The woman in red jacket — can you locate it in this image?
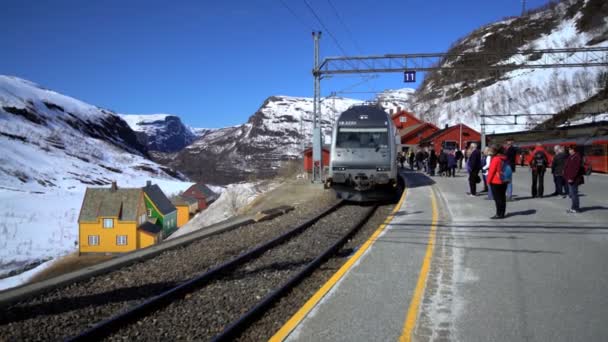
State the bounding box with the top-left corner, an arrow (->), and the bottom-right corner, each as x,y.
487,144 -> 509,219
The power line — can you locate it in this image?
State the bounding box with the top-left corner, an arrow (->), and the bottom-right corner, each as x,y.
278,0 -> 314,31
302,0 -> 353,61
326,0 -> 365,54
324,0 -> 377,92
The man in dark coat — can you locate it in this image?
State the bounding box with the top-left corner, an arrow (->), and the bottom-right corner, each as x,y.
550,145 -> 568,197
504,138 -> 517,200
563,145 -> 584,213
429,150 -> 438,176
467,143 -> 482,196
415,150 -> 424,171
455,149 -> 464,170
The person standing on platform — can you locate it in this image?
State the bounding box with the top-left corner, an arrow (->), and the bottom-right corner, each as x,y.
456,149 -> 464,171
482,146 -> 493,199
529,143 -> 549,198
467,143 -> 481,196
550,145 -> 568,197
563,145 -> 584,213
409,150 -> 415,170
447,150 -> 457,177
415,150 -> 424,171
429,150 -> 438,176
487,144 -> 508,219
504,138 -> 517,201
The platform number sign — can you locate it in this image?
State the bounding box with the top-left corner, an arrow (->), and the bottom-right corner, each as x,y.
403,70 -> 416,83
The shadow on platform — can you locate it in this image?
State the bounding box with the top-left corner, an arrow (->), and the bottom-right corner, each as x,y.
401,170 -> 436,189
505,209 -> 536,217
580,206 -> 608,212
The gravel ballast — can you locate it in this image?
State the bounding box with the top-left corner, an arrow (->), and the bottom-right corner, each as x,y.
0,193 -> 338,341
108,204 -> 378,341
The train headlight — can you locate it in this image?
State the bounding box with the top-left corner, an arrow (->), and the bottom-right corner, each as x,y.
376,173 -> 389,184
333,173 -> 346,182
333,167 -> 347,171
376,167 -> 390,171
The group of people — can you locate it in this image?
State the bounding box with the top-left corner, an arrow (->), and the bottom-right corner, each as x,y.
464,139 -> 586,219
402,138 -> 587,220
398,148 -> 464,177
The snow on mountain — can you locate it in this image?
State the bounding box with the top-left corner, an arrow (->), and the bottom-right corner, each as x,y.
120,114 -> 197,152
0,75 -> 191,282
396,0 -> 608,133
166,95 -> 363,184
376,88 -> 416,112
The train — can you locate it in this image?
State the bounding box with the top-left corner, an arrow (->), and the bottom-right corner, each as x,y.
515,135 -> 608,173
326,105 -> 402,202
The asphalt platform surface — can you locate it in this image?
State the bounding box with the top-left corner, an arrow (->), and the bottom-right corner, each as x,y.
280,168 -> 608,342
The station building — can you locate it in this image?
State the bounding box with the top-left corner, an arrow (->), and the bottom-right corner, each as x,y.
420,123 -> 481,153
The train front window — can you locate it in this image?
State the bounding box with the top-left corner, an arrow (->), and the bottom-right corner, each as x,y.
336,128 -> 388,148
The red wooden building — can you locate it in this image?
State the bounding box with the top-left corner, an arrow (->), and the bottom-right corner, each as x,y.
391,110 -> 439,148
182,183 -> 218,211
303,146 -> 331,172
420,123 -> 481,153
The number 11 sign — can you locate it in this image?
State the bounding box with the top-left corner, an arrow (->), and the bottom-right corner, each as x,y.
404,70 -> 416,83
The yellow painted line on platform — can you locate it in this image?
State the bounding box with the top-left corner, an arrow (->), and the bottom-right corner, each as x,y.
399,187 -> 438,342
269,187 -> 408,342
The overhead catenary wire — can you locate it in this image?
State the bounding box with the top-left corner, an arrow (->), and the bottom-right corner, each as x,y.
322,0 -> 378,92
278,0 -> 315,31
325,0 -> 365,56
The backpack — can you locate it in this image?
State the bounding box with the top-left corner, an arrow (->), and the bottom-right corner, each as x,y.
581,156 -> 592,176
501,159 -> 512,183
533,151 -> 547,168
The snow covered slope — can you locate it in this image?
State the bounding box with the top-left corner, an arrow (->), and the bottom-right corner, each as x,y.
398,0 -> 608,132
120,114 -> 197,152
0,75 -> 191,282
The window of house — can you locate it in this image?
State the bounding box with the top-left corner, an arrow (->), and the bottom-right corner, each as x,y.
103,218 -> 113,228
399,116 -> 406,123
139,214 -> 146,225
147,208 -> 152,217
88,235 -> 99,246
116,235 -> 128,246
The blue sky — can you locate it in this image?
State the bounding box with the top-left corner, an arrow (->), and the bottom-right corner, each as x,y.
1,0 -> 551,128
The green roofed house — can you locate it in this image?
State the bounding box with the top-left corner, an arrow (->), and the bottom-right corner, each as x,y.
143,180 -> 178,237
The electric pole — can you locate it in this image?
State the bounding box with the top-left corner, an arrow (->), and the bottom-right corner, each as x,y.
521,0 -> 527,16
312,31 -> 323,183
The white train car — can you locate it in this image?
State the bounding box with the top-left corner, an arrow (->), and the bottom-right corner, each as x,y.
326,105 -> 402,201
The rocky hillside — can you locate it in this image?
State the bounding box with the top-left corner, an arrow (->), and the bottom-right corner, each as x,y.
120,114 -> 197,152
407,0 -> 608,132
0,75 -> 185,191
164,95 -> 366,184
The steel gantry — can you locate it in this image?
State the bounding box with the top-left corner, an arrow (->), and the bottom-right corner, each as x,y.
316,47 -> 608,74
309,43 -> 608,181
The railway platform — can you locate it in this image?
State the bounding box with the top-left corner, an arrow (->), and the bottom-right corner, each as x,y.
272,169 -> 608,341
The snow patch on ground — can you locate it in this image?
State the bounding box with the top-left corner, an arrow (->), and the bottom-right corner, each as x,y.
0,258 -> 55,291
168,182 -> 277,239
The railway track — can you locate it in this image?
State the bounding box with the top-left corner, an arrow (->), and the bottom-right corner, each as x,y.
0,195 -> 392,341
0,196 -> 338,341
62,202 -> 378,341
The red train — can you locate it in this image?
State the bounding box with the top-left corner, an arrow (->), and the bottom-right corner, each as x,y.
514,136 -> 608,173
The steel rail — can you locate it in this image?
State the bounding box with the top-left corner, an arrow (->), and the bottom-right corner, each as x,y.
211,204 -> 379,342
66,200 -> 344,342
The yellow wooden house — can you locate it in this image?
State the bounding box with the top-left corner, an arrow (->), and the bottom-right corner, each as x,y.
172,196 -> 198,228
78,182 -> 162,254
